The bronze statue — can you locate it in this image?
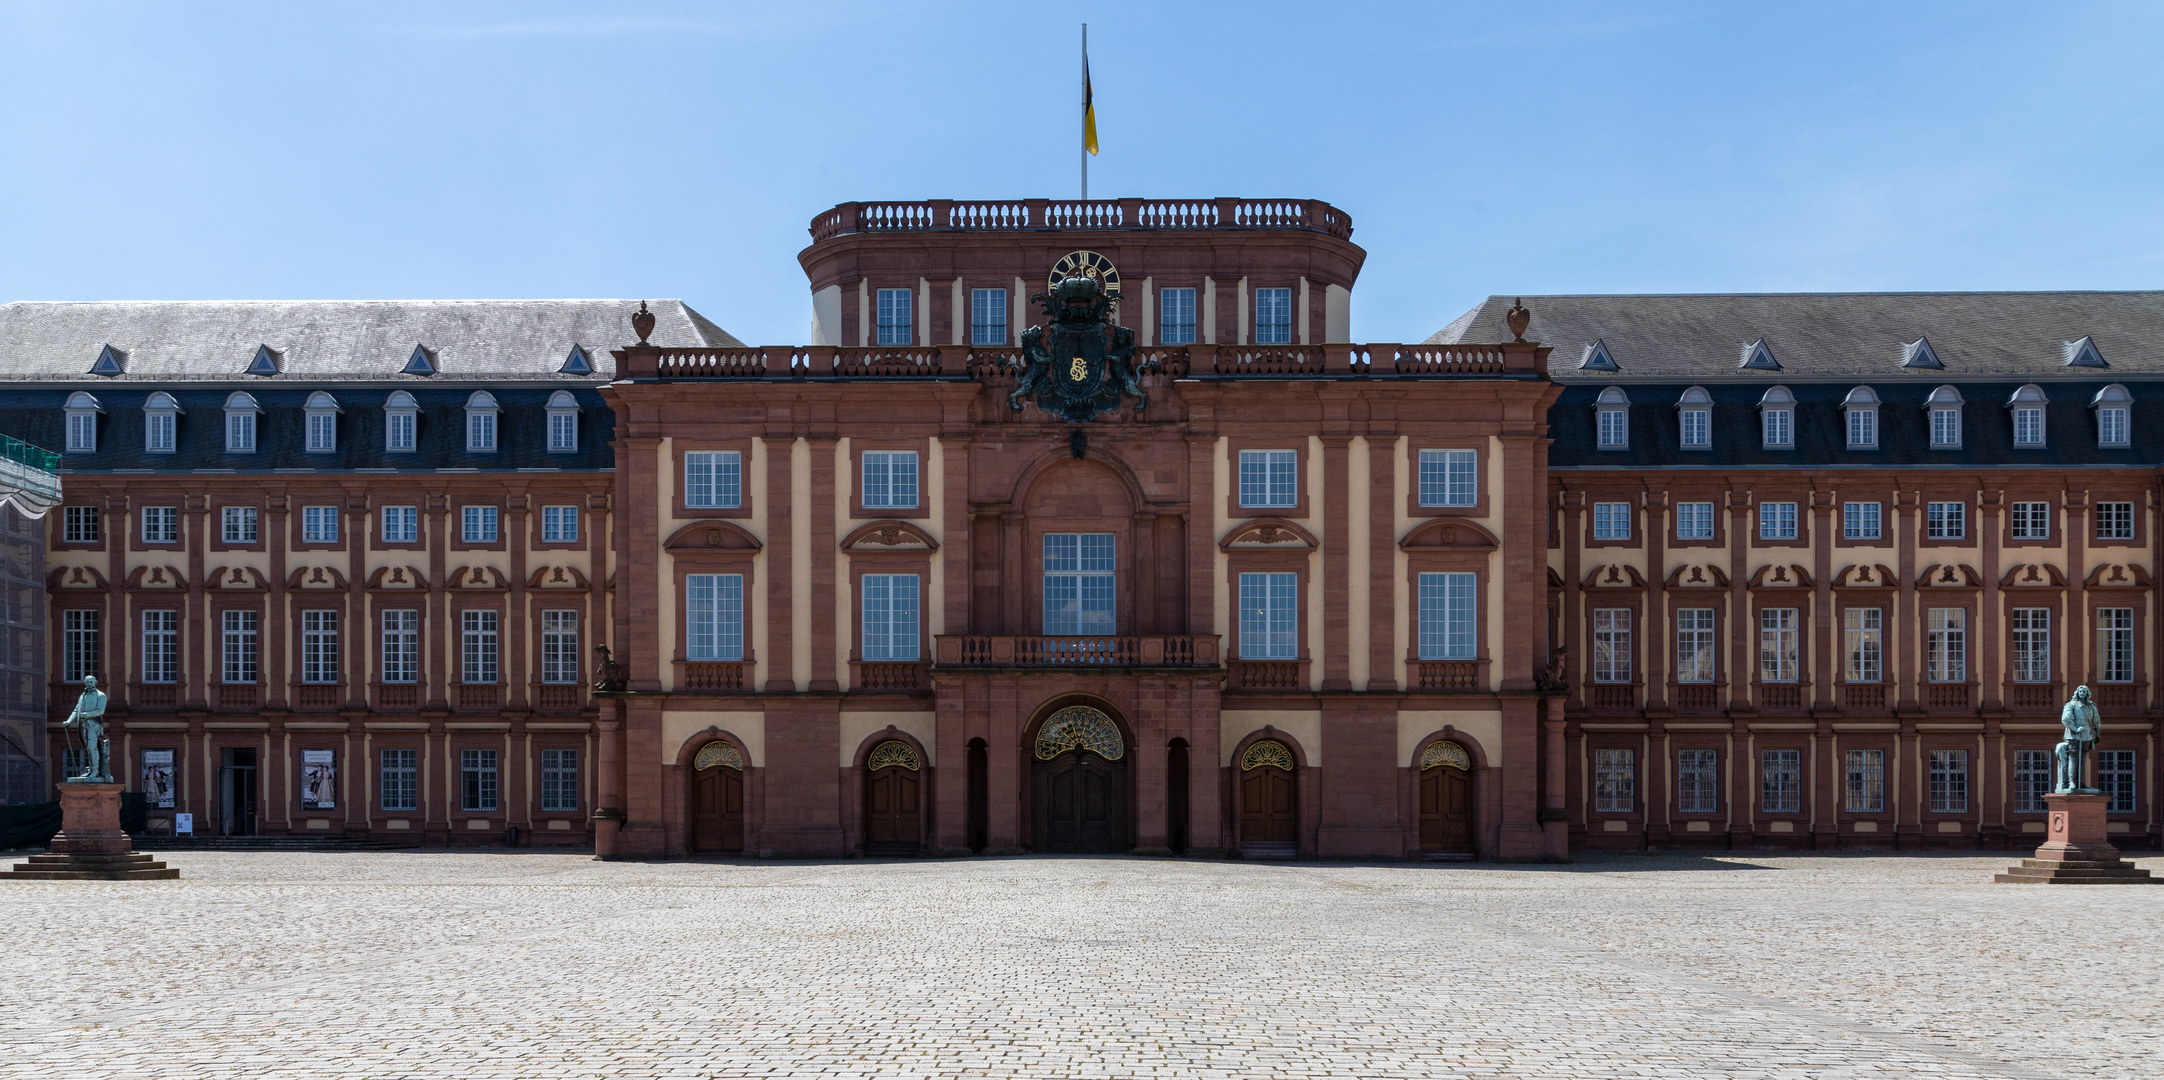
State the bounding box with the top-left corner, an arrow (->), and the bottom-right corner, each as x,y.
60,676 -> 110,782
592,645 -> 628,692
1010,275 -> 1149,423
2054,684 -> 2102,794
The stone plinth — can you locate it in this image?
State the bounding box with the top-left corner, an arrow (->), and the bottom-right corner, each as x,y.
1997,793 -> 2157,885
4,780 -> 179,881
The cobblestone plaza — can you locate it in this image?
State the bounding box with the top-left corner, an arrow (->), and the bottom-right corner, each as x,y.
4,852 -> 2160,1078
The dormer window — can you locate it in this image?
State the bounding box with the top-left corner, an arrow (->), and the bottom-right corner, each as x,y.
1594,387 -> 1630,449
90,344 -> 127,377
1739,339 -> 1780,371
560,346 -> 594,376
1842,386 -> 1880,449
2008,384 -> 2048,447
1902,338 -> 1943,369
63,392 -> 102,453
1579,340 -> 1618,372
2062,336 -> 2107,368
2092,384 -> 2132,448
223,392 -> 261,452
1758,386 -> 1795,449
1675,386 -> 1712,449
546,390 -> 578,452
246,345 -> 282,377
464,391 -> 499,453
1926,385 -> 1963,448
403,344 -> 437,376
304,391 -> 342,453
384,391 -> 418,453
143,392 -> 182,453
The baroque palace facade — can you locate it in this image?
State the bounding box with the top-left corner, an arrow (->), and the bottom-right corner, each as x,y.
7,197 -> 2158,857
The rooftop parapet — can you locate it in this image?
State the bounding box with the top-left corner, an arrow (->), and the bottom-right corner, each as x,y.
808,198 -> 1354,242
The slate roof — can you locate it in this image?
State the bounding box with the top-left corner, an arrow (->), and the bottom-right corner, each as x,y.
1429,292 -> 2164,381
0,299 -> 740,383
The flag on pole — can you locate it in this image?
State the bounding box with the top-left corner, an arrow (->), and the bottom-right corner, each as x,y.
1083,48 -> 1099,156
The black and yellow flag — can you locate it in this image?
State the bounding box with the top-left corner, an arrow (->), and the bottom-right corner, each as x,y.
1083,50 -> 1099,156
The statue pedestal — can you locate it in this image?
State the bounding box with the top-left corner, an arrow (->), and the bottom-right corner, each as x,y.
4,780 -> 179,881
1996,793 -> 2156,885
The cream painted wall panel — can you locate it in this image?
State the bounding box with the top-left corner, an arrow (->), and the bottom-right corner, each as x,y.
1397,710 -> 1504,768
1349,435 -> 1371,689
750,437 -> 769,692
1237,277 -> 1250,346
1221,709 -> 1323,766
792,438 -> 812,692
1393,437 -> 1410,690
1297,277 -> 1311,345
1202,277 -> 1216,345
658,436 -> 677,691
1212,439 -> 1230,640
839,710 -> 938,767
950,278 -> 965,346
812,285 -> 842,347
1139,277 -> 1154,345
1305,434 -> 1326,691
1485,435 -> 1505,690
835,438 -> 853,689
661,710 -> 765,768
1324,284 -> 1351,343
857,280 -> 870,348
927,435 -> 945,637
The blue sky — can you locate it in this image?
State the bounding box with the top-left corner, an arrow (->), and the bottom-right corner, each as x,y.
3,1 -> 2160,345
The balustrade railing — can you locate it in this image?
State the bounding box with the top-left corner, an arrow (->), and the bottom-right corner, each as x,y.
1844,684 -> 1886,709
1675,684 -> 1721,711
852,661 -> 930,691
1927,683 -> 1972,709
536,684 -> 585,711
458,684 -> 501,710
2006,683 -> 2060,711
1590,684 -> 1636,709
1213,348 -> 1324,376
216,683 -> 258,709
133,683 -> 178,710
643,342 -> 1538,381
806,198 -> 1352,241
376,683 -> 419,709
2092,683 -> 2141,711
935,635 -> 1220,668
295,684 -> 342,710
679,660 -> 753,691
1229,659 -> 1305,690
1414,661 -> 1483,691
1759,684 -> 1804,710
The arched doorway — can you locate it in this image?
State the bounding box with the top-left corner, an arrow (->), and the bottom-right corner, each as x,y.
689,740 -> 747,853
1030,704 -> 1128,853
1418,739 -> 1476,855
1238,739 -> 1298,857
863,740 -> 924,855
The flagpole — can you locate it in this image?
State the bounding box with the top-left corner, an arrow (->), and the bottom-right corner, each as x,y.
1081,23 -> 1088,201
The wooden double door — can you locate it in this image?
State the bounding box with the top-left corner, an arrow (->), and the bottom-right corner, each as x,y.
691,766 -> 745,853
1418,766 -> 1476,853
1238,765 -> 1298,846
864,765 -> 923,854
1031,751 -> 1126,853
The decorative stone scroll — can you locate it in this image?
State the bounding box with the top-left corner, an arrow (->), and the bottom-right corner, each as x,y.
693,741 -> 744,772
866,740 -> 921,772
1239,740 -> 1295,772
1033,705 -> 1125,761
1420,740 -> 1472,771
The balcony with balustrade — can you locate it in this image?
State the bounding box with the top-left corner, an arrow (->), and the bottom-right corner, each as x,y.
808,198 -> 1356,242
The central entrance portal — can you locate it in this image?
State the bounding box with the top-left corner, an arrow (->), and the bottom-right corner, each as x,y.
1029,704 -> 1128,853
690,740 -> 747,853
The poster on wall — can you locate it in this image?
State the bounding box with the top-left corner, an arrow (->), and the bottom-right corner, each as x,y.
301,749 -> 337,810
141,749 -> 176,809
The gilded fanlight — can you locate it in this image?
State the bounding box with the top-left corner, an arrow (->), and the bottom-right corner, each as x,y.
693,741 -> 744,771
1033,705 -> 1125,761
1420,740 -> 1472,771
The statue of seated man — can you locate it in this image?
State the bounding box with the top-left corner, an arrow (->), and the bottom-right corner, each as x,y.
2054,684 -> 2101,795
61,675 -> 111,783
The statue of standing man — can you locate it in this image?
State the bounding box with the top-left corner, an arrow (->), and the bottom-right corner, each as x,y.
2054,684 -> 2101,795
60,675 -> 110,783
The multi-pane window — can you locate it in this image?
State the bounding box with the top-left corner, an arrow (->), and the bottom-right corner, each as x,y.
1159,287 -> 1196,345
1675,608 -> 1715,683
1679,407 -> 1710,449
875,288 -> 913,346
969,288 -> 1007,345
686,574 -> 745,660
141,506 -> 177,544
1761,749 -> 1802,813
462,506 -> 499,543
221,609 -> 258,684
306,411 -> 336,452
2011,608 -> 2050,683
542,506 -> 578,543
1759,608 -> 1799,683
66,410 -> 96,452
1927,608 -> 1966,683
2011,501 -> 2051,540
1761,406 -> 1793,448
1417,449 -> 1477,508
2096,502 -> 2135,541
548,410 -> 577,452
1592,609 -> 1631,683
1042,533 -> 1115,636
541,610 -> 579,684
460,748 -> 499,812
684,451 -> 742,509
2098,750 -> 2136,813
381,610 -> 419,684
386,410 -> 416,452
540,749 -> 578,812
1846,407 -> 1877,449
145,411 -> 174,452
62,610 -> 98,682
1677,749 -> 1718,813
1597,408 -> 1628,449
226,411 -> 256,452
1239,572 -> 1300,660
222,506 -> 259,544
1593,748 -> 1635,813
379,748 -> 418,812
302,506 -> 339,544
1927,501 -> 1965,540
2098,608 -> 2135,683
2013,406 -> 2046,446
1592,502 -> 1631,541
1843,608 -> 1883,683
1842,501 -> 1881,540
1759,501 -> 1798,540
1928,749 -> 1969,813
62,506 -> 98,544
1930,407 -> 1961,448
2014,750 -> 2053,812
861,574 -> 922,662
862,451 -> 920,510
1674,502 -> 1714,541
382,505 -> 418,544
461,610 -> 499,684
1253,287 -> 1292,344
141,610 -> 178,684
1238,450 -> 1299,508
1844,748 -> 1885,812
1416,572 -> 1476,660
466,409 -> 497,452
2098,404 -> 2130,447
301,610 -> 339,684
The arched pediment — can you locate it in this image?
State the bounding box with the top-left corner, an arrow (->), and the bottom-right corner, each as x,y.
840,519 -> 940,552
1833,563 -> 1898,588
285,564 -> 351,590
1746,563 -> 1813,588
1219,517 -> 1319,552
1918,563 -> 1983,587
1663,563 -> 1730,588
49,565 -> 109,590
206,566 -> 269,591
2085,563 -> 2153,588
1007,450 -> 1145,518
447,565 -> 510,590
366,564 -> 428,589
2001,562 -> 2067,588
664,520 -> 763,553
125,565 -> 186,589
1583,562 -> 1647,589
526,564 -> 592,589
1399,519 -> 1500,551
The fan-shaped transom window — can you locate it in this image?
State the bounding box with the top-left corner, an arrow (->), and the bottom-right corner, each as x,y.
1420,740 -> 1472,771
866,740 -> 921,771
1032,705 -> 1125,761
693,740 -> 744,771
1240,739 -> 1295,772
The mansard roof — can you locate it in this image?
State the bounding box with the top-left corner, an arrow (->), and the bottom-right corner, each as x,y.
1429,292 -> 2164,380
0,299 -> 741,383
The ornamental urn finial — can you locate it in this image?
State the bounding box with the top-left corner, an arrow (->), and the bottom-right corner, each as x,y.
631,301 -> 656,345
1506,298 -> 1531,343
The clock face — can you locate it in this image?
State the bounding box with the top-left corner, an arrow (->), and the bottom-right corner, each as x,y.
1049,250 -> 1121,309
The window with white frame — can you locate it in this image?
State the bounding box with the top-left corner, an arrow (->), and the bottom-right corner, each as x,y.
686,573 -> 745,660
1842,501 -> 1881,540
2009,384 -> 2048,447
1593,748 -> 1635,813
1592,502 -> 1631,541
1676,387 -> 1712,448
1238,450 -> 1298,509
862,450 -> 919,510
1759,387 -> 1795,448
1843,386 -> 1879,448
1254,287 -> 1291,344
141,610 -> 177,684
541,610 -> 579,684
1675,608 -> 1715,683
2015,750 -> 2053,812
379,748 -> 418,812
140,506 -> 177,544
1674,501 -> 1714,541
1844,748 -> 1885,812
301,610 -> 338,684
381,610 -> 419,683
62,506 -> 98,544
861,574 -> 922,661
875,288 -> 913,346
1240,572 -> 1300,660
304,391 -> 340,452
2011,501 -> 2051,540
1592,608 -> 1631,683
221,609 -> 257,684
1927,608 -> 1966,683
1043,533 -> 1115,636
1416,572 -> 1476,661
2011,608 -> 2050,683
1159,288 -> 1196,345
64,392 -> 100,452
1677,748 -> 1718,812
684,451 -> 742,509
546,390 -> 578,452
970,288 -> 1007,345
461,609 -> 499,684
464,391 -> 499,452
1758,501 -> 1798,540
381,505 -> 418,544
221,506 -> 258,544
1417,449 -> 1477,508
1761,748 -> 1801,812
2099,750 -> 2136,813
2096,501 -> 2134,541
1927,501 -> 1965,540
1843,607 -> 1882,683
2093,384 -> 2131,448
223,392 -> 258,452
143,392 -> 180,453
540,748 -> 578,812
1595,387 -> 1630,448
2098,608 -> 2134,683
384,391 -> 418,452
1759,608 -> 1799,683
542,505 -> 578,543
62,610 -> 98,682
1929,749 -> 1968,813
461,506 -> 498,543
1926,385 -> 1962,448
302,506 -> 339,544
460,748 -> 499,812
